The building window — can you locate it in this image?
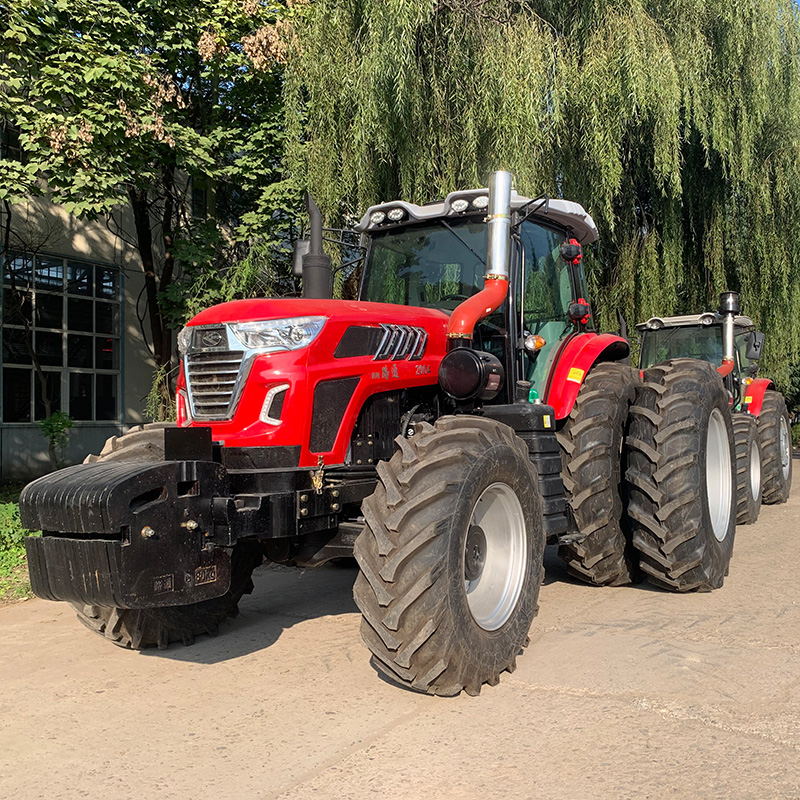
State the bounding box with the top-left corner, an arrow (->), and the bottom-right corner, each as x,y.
191,179 -> 208,219
1,253 -> 121,423
0,120 -> 23,162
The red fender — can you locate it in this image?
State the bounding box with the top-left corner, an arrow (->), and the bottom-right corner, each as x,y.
544,332 -> 630,420
741,377 -> 775,417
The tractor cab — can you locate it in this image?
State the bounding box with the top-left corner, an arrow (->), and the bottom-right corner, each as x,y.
637,311 -> 765,409
356,189 -> 604,408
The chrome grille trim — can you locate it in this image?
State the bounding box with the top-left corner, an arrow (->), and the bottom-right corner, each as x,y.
373,324 -> 428,362
185,348 -> 245,420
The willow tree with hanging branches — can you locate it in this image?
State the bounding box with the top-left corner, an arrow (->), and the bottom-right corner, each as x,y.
282,0 -> 800,386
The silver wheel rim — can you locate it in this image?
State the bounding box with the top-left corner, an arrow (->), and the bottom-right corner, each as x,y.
706,408 -> 733,542
463,482 -> 527,631
779,416 -> 791,480
749,437 -> 761,502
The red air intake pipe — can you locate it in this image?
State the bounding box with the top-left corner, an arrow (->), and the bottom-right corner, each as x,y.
446,171 -> 512,346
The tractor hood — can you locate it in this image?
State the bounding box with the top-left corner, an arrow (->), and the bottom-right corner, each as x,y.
178,297 -> 449,464
188,297 -> 449,328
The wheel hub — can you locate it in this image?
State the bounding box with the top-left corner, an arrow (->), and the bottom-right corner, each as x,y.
463,482 -> 528,631
780,417 -> 791,479
464,526 -> 487,582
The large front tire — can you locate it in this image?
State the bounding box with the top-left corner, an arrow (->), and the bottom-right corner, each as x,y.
74,424 -> 262,649
353,417 -> 545,696
626,360 -> 736,592
557,362 -> 638,585
758,390 -> 792,504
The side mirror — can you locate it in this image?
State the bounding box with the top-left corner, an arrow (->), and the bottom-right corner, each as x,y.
292,239 -> 311,278
745,331 -> 764,361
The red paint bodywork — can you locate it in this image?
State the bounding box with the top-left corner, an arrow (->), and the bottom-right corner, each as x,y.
182,298 -> 448,467
741,377 -> 774,417
543,332 -> 630,420
717,360 -> 735,377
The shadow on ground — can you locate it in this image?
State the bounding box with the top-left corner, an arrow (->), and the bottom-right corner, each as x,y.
141,561 -> 360,665
143,542 -> 662,666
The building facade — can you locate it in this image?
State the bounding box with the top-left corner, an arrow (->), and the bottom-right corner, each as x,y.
1,195 -> 155,480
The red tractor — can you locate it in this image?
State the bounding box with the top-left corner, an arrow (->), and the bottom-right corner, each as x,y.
637,301 -> 793,525
20,172 -> 736,696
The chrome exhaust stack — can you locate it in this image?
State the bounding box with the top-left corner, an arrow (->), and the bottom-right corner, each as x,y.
719,291 -> 740,364
485,170 -> 513,279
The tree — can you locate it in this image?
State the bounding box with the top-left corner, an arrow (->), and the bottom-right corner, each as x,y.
0,0 -> 295,417
284,0 -> 800,386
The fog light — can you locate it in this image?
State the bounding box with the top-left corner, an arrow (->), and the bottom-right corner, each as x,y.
261,383 -> 290,425
472,195 -> 489,209
451,198 -> 469,213
369,211 -> 386,225
387,207 -> 405,221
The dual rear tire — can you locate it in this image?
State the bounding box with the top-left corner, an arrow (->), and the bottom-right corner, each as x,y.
557,362 -> 639,585
626,360 -> 736,591
758,390 -> 793,504
733,414 -> 762,525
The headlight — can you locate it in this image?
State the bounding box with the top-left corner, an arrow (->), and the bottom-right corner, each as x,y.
177,326 -> 192,355
231,316 -> 326,352
369,211 -> 386,225
451,198 -> 469,213
472,195 -> 489,209
387,207 -> 405,221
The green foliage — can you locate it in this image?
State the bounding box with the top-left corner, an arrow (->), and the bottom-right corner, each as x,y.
792,423 -> 800,449
145,363 -> 176,423
285,0 -> 800,385
0,484 -> 39,600
0,490 -> 39,580
39,411 -> 74,452
1,1 -> 299,414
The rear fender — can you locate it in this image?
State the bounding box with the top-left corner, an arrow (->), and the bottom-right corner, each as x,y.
544,332 -> 630,420
742,377 -> 775,417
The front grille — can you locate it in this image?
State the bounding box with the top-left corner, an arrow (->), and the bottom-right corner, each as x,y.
186,350 -> 245,420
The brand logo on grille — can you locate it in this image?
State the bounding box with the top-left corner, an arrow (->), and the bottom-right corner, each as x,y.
200,329 -> 224,348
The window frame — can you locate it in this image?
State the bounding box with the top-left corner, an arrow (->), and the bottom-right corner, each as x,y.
1,251 -> 124,425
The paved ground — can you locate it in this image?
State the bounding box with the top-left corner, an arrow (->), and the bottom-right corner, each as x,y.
2,466 -> 799,800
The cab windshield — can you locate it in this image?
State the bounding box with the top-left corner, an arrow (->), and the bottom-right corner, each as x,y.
362,219 -> 487,311
640,326 -> 723,368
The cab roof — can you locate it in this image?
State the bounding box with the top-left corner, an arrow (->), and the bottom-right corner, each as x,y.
636,312 -> 755,332
356,188 -> 599,244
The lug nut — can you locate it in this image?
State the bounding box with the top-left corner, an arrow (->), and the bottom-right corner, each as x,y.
300,494 -> 308,503
182,519 -> 199,531
331,503 -> 340,511
331,490 -> 340,498
300,508 -> 308,517
141,526 -> 155,539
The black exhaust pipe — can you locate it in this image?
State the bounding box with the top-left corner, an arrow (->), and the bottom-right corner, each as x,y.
302,192 -> 332,299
